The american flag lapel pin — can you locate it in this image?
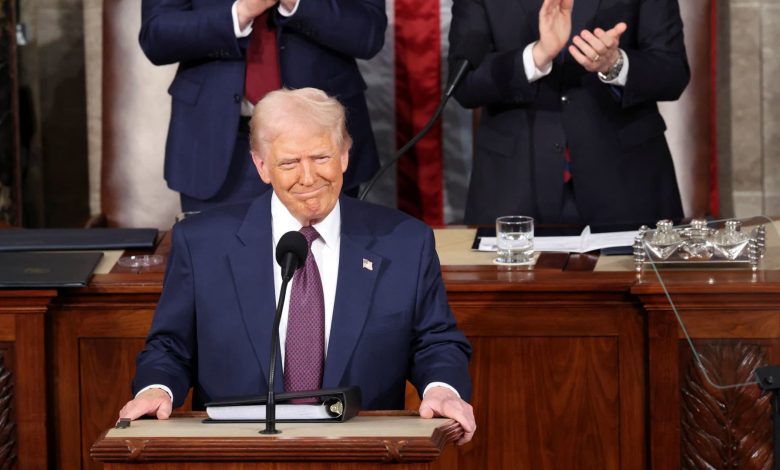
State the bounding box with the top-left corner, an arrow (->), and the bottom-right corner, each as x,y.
362,258 -> 373,271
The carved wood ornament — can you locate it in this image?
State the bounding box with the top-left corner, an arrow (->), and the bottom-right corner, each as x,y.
0,352 -> 16,468
681,342 -> 772,469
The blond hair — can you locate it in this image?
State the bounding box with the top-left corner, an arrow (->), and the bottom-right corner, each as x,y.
250,88 -> 353,159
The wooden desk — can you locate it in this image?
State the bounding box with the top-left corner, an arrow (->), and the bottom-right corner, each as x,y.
2,229 -> 779,469
90,412 -> 460,469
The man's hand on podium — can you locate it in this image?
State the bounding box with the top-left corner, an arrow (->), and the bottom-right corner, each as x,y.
419,386 -> 476,445
118,388 -> 173,421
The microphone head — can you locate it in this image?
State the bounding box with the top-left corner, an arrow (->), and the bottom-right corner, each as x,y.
451,32 -> 490,69
275,231 -> 308,273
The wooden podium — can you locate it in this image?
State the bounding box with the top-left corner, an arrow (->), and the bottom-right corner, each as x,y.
90,412 -> 461,469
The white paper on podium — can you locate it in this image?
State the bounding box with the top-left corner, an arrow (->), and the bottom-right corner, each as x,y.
478,226 -> 638,253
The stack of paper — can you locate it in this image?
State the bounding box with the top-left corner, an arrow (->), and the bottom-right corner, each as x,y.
478,226 -> 638,253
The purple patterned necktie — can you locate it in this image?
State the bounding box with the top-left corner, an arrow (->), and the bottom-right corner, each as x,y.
284,226 -> 325,396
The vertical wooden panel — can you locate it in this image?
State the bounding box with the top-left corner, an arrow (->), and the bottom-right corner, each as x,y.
80,338 -> 145,470
0,345 -> 17,467
14,314 -> 46,469
648,306 -> 682,469
51,309 -> 83,468
51,305 -> 158,470
460,337 -> 620,470
619,304 -> 647,470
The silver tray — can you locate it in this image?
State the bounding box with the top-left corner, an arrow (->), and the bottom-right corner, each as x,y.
633,220 -> 766,272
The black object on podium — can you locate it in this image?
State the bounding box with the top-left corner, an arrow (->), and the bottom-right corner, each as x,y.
203,386 -> 362,423
0,228 -> 158,252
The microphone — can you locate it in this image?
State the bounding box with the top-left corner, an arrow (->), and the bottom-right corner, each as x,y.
261,231 -> 308,434
358,32 -> 489,201
276,231 -> 308,282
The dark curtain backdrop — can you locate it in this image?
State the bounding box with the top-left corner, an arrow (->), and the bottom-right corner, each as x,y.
0,0 -> 21,226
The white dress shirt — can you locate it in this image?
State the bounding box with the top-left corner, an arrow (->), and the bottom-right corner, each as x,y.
270,193 -> 340,364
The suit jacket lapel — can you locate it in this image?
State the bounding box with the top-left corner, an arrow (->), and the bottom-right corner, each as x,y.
322,200 -> 384,388
227,192 -> 284,392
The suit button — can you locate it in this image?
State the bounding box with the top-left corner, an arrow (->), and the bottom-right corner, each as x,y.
561,95 -> 568,103
553,143 -> 564,152
233,94 -> 241,103
280,45 -> 286,51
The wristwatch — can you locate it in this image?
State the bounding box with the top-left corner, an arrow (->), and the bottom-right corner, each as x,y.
598,51 -> 624,82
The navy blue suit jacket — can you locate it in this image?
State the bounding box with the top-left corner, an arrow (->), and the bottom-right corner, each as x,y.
139,0 -> 386,198
132,192 -> 472,410
450,0 -> 689,225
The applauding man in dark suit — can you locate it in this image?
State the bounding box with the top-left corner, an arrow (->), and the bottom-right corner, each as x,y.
119,88 -> 476,445
140,0 -> 386,211
449,0 -> 689,226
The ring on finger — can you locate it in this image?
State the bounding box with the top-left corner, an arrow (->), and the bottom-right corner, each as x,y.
591,54 -> 600,62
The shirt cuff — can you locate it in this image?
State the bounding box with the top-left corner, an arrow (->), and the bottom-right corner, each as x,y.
599,49 -> 629,86
232,1 -> 253,38
278,0 -> 300,17
523,42 -> 553,83
423,382 -> 460,399
136,384 -> 174,402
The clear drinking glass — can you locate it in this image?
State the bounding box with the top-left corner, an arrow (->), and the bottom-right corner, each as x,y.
495,216 -> 534,264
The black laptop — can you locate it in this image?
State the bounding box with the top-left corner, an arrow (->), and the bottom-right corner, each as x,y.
0,252 -> 104,288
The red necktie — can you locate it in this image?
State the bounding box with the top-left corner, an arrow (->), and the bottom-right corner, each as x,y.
244,12 -> 281,104
284,226 -> 325,399
563,146 -> 573,183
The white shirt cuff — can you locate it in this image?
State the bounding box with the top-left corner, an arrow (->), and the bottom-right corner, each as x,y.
599,49 -> 629,86
232,1 -> 253,38
423,382 -> 461,399
232,1 -> 299,37
136,384 -> 173,402
523,42 -> 553,83
278,0 -> 300,17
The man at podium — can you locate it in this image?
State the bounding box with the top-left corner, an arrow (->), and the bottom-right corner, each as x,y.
118,88 -> 476,444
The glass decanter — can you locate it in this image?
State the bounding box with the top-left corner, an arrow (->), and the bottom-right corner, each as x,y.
711,219 -> 750,260
680,218 -> 714,260
645,219 -> 683,260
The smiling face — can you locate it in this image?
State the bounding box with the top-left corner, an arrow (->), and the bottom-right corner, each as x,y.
253,124 -> 348,226
249,88 -> 352,225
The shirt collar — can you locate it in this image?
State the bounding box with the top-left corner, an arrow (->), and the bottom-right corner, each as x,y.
270,192 -> 341,249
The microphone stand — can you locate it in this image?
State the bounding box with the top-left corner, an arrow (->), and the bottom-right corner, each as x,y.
357,59 -> 471,202
261,265 -> 296,434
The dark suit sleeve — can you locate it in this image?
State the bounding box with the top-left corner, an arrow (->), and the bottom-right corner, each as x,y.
277,0 -> 387,60
449,0 -> 538,109
132,225 -> 197,407
409,229 -> 473,401
139,0 -> 243,66
621,0 -> 690,107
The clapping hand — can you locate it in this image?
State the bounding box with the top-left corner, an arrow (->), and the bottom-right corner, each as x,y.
568,23 -> 628,74
533,0 -> 573,70
235,0 -> 280,30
